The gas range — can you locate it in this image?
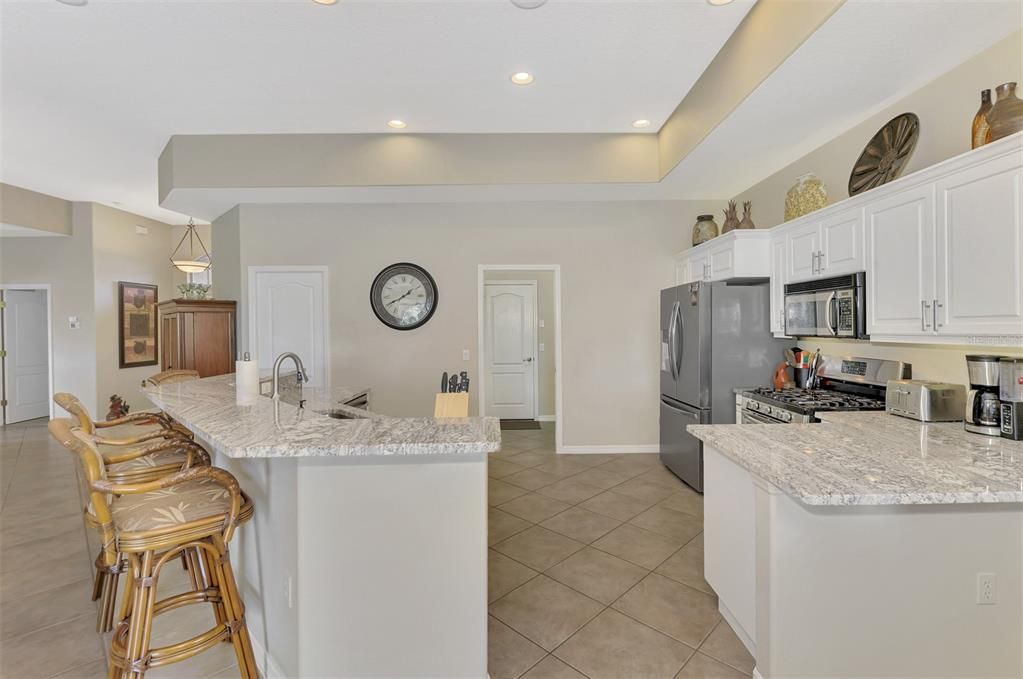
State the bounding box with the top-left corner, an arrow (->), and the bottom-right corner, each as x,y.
740,356 -> 910,424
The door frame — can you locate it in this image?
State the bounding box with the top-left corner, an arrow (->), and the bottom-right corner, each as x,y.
0,284 -> 55,422
482,280 -> 539,421
476,264 -> 563,452
247,265 -> 331,386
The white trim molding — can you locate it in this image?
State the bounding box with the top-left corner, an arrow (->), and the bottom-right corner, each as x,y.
536,415 -> 556,422
477,264 -> 563,453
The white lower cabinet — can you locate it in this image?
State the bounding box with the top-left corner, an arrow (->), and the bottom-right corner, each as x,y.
865,184 -> 936,337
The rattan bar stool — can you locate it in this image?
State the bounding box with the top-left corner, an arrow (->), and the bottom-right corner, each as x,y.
143,369 -> 201,387
54,392 -> 212,632
49,419 -> 257,679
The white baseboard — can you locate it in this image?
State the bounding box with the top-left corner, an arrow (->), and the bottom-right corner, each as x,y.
557,444 -> 660,454
536,415 -> 556,422
250,634 -> 286,679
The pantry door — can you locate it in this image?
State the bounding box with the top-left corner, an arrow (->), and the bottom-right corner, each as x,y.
249,267 -> 329,387
483,282 -> 537,420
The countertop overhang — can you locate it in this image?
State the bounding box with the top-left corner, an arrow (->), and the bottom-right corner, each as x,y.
143,374 -> 501,460
689,412 -> 1023,506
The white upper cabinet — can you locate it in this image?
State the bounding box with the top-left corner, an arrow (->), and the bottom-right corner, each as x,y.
820,208 -> 864,276
865,184 -> 936,337
933,152 -> 1023,336
770,233 -> 788,335
673,231 -> 771,285
785,220 -> 820,282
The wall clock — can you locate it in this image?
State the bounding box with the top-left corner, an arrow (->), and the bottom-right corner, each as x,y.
370,263 -> 438,331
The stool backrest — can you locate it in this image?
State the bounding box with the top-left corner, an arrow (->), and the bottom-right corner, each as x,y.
144,369 -> 200,386
53,392 -> 97,435
47,418 -> 116,566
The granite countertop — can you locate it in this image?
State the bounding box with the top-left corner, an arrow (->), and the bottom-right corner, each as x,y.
143,374 -> 501,460
689,412 -> 1023,506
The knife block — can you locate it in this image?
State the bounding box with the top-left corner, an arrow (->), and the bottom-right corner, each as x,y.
434,392 -> 469,418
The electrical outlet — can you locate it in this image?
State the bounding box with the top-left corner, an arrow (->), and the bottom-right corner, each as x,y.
977,572 -> 996,605
286,576 -> 294,609
462,349 -> 470,361
68,316 -> 80,330
538,319 -> 545,328
539,342 -> 545,352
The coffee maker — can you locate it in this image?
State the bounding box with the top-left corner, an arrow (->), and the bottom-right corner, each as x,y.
965,355 -> 1005,436
999,357 -> 1023,440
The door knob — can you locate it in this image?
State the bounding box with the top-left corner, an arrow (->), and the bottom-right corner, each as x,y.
524,357 -> 533,362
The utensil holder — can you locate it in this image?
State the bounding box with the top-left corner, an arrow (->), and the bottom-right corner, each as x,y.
793,368 -> 811,389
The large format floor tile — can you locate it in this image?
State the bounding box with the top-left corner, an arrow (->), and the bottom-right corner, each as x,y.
490,549 -> 539,603
489,616 -> 548,679
491,576 -> 603,651
611,573 -> 720,648
493,526 -> 585,571
591,524 -> 684,570
539,506 -> 621,544
545,547 -> 647,605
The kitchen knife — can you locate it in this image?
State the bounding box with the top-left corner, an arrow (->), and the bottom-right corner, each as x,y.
460,376 -> 470,393
441,372 -> 448,393
449,374 -> 459,393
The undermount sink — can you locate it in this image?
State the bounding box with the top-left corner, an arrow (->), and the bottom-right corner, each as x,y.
321,409 -> 361,420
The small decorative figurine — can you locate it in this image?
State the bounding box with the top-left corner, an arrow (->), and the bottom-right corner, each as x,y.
107,394 -> 130,421
738,201 -> 755,230
721,200 -> 740,234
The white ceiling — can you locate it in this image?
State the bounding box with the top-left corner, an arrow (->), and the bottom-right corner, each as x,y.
0,0 -> 753,223
1,0 -> 1021,224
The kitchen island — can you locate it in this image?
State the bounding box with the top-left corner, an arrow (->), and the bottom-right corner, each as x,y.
144,374 -> 501,679
689,413 -> 1023,679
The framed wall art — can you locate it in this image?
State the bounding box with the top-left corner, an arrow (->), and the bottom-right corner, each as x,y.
118,281 -> 158,368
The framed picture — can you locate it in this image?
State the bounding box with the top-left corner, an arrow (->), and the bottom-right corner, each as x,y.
118,282 -> 158,368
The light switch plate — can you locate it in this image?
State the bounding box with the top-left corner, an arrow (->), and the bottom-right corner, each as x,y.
68,316 -> 80,330
462,349 -> 470,361
539,343 -> 545,352
538,319 -> 545,328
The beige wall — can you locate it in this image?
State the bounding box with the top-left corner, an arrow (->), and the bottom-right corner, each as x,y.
732,29 -> 1023,383
232,200 -> 716,447
92,204 -> 178,413
0,183 -> 72,235
484,270 -> 557,419
734,30 -> 1023,229
0,203 -> 97,413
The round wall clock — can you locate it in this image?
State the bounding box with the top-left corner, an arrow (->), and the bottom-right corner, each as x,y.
370,263 -> 438,331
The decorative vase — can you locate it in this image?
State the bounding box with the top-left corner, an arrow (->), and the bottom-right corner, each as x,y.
986,82 -> 1023,144
177,283 -> 211,300
692,214 -> 718,246
738,201 -> 755,230
721,200 -> 739,234
972,89 -> 992,149
785,173 -> 828,221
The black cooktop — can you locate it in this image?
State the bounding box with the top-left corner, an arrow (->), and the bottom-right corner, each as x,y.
745,387 -> 885,415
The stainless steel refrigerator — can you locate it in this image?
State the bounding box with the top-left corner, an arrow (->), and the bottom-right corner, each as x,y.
660,281 -> 785,491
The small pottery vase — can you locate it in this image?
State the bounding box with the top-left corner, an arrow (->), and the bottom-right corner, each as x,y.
721,200 -> 739,234
692,214 -> 718,246
784,173 -> 828,221
972,89 -> 992,149
986,82 -> 1023,143
738,201 -> 755,230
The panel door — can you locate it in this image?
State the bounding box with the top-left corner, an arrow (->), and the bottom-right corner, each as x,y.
192,312 -> 235,377
934,153 -> 1023,337
675,258 -> 691,285
770,235 -> 787,335
484,283 -> 537,419
707,242 -> 734,281
2,290 -> 49,423
865,184 -> 936,336
785,220 -> 821,282
251,268 -> 328,387
688,253 -> 709,282
161,315 -> 179,370
820,207 -> 864,277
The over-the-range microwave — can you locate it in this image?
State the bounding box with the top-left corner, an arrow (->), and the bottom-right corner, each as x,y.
784,272 -> 867,339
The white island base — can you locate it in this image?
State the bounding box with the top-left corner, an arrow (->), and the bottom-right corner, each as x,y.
220,453 -> 488,679
704,446 -> 1022,678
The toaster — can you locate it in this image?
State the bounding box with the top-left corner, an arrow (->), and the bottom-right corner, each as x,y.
885,380 -> 966,422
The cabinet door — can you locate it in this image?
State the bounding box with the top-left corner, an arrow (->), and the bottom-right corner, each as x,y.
786,220 -> 820,282
161,315 -> 179,370
688,253 -> 709,282
865,185 -> 936,336
820,207 -> 864,276
934,153 -> 1023,337
708,242 -> 734,281
192,311 -> 235,377
675,258 -> 691,285
770,235 -> 788,334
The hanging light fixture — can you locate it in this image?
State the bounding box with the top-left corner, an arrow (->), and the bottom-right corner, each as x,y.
170,218 -> 212,273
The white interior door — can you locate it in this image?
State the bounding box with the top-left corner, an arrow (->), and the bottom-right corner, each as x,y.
249,268 -> 328,387
3,289 -> 49,423
484,283 -> 537,420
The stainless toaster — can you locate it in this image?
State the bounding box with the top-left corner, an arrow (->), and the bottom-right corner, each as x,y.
885,380 -> 966,422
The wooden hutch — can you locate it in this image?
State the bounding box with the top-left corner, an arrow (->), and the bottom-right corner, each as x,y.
157,299 -> 236,377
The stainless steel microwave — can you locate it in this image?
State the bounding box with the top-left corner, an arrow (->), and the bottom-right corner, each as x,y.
784,272 -> 867,339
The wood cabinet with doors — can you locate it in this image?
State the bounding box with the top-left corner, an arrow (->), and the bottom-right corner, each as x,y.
158,299 -> 236,377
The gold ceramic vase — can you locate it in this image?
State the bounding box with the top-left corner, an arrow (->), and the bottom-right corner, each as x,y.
986,82 -> 1023,143
692,214 -> 718,246
972,89 -> 992,149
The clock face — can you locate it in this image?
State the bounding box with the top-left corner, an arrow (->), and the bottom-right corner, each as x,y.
370,263 -> 438,330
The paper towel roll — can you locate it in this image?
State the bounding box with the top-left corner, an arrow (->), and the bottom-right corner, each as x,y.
235,359 -> 260,404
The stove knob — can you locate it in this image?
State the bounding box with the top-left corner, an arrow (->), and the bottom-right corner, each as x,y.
747,401 -> 758,411
763,405 -> 773,416
781,411 -> 792,422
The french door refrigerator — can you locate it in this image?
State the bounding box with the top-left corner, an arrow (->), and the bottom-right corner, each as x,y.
659,281 -> 785,491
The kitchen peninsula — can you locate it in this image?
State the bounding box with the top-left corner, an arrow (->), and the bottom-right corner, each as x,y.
690,413 -> 1023,679
143,374 -> 501,679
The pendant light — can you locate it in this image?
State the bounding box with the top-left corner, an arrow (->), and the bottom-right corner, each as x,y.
170,218 -> 211,273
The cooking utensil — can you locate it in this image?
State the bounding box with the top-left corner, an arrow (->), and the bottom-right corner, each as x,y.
441,372 -> 448,393
785,349 -> 797,367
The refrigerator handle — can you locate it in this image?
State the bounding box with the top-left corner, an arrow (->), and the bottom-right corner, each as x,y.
667,301 -> 679,379
674,300 -> 685,377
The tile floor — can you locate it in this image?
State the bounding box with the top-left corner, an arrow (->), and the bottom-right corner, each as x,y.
1,418 -> 754,679
0,418 -> 239,679
489,425 -> 754,679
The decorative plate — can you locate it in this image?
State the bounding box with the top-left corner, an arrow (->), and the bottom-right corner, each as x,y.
848,112 -> 920,196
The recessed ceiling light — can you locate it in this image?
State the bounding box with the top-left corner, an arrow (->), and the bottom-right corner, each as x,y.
632,119 -> 651,129
706,0 -> 734,5
387,119 -> 407,129
56,0 -> 88,5
510,72 -> 534,86
511,0 -> 547,8
312,0 -> 337,5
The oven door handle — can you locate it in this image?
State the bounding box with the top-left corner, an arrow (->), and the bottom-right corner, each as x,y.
742,409 -> 780,424
826,292 -> 838,336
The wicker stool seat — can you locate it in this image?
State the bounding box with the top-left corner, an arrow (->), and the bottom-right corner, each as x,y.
49,419 -> 257,679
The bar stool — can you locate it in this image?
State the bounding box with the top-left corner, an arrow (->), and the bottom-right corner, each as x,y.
54,392 -> 211,632
49,419 -> 257,679
143,369 -> 201,387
